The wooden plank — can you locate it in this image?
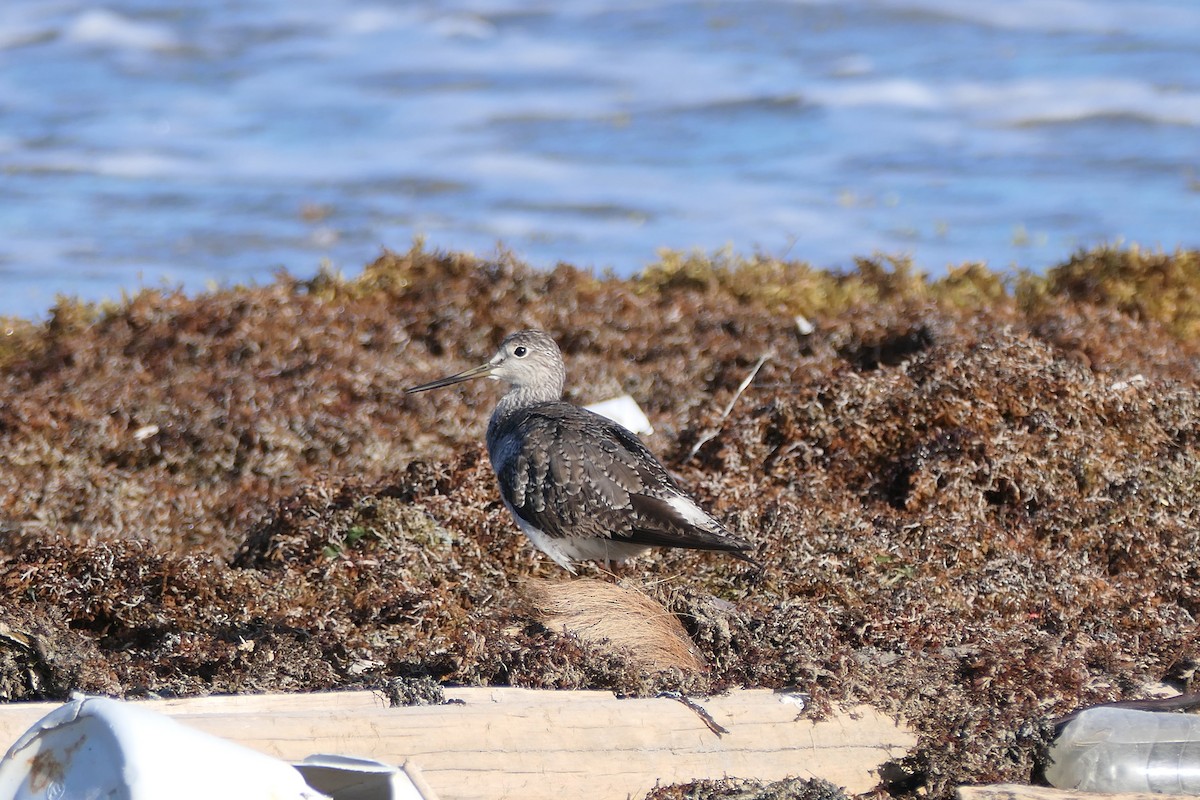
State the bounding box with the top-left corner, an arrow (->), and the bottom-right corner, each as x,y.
0,688 -> 914,799
958,784 -> 1200,800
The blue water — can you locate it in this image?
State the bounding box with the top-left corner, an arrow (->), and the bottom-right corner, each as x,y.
2,0 -> 1198,318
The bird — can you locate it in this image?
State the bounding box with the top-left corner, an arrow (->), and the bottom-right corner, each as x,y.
405,329 -> 757,573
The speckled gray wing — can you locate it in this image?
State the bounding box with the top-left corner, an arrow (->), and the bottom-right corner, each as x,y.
493,403 -> 752,554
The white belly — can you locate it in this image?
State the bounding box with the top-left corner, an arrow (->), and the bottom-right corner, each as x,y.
504,499 -> 649,573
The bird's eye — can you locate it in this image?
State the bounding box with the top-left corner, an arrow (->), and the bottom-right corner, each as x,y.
513,346 -> 528,358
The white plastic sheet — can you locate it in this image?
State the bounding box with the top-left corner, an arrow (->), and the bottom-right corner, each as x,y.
583,394 -> 653,435
0,695 -> 431,800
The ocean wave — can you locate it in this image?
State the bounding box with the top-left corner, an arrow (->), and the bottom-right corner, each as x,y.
873,0 -> 1200,37
64,8 -> 180,52
0,22 -> 51,51
810,77 -> 1200,127
6,149 -> 198,179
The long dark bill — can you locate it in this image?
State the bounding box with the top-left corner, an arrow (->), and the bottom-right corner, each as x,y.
405,362 -> 494,394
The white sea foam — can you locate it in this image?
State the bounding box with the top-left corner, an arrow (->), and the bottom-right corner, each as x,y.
830,55 -> 874,78
430,13 -> 497,40
64,9 -> 179,51
975,81 -> 1200,128
811,79 -> 942,110
9,144 -> 201,180
809,76 -> 1200,128
461,152 -> 576,183
92,151 -> 195,179
948,79 -> 1200,128
878,0 -> 1200,36
339,7 -> 418,35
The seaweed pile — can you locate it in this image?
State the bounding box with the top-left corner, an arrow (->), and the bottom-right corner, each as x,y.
1,244 -> 1198,798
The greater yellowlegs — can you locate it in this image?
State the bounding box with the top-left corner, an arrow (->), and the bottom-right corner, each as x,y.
406,330 -> 757,573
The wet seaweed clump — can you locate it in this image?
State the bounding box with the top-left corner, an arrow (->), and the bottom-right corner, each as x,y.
382,675 -> 451,707
1,242 -> 1198,798
643,777 -> 847,800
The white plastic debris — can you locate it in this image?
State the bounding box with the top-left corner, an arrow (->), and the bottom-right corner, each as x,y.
583,394 -> 653,435
0,695 -> 435,800
1045,705 -> 1200,794
295,755 -> 436,800
778,692 -> 809,713
1110,374 -> 1147,392
132,424 -> 160,441
0,694 -> 324,800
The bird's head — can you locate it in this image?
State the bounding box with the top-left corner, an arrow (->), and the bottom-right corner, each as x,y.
406,329 -> 565,401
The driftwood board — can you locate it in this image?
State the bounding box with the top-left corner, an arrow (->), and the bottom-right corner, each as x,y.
0,688 -> 915,799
